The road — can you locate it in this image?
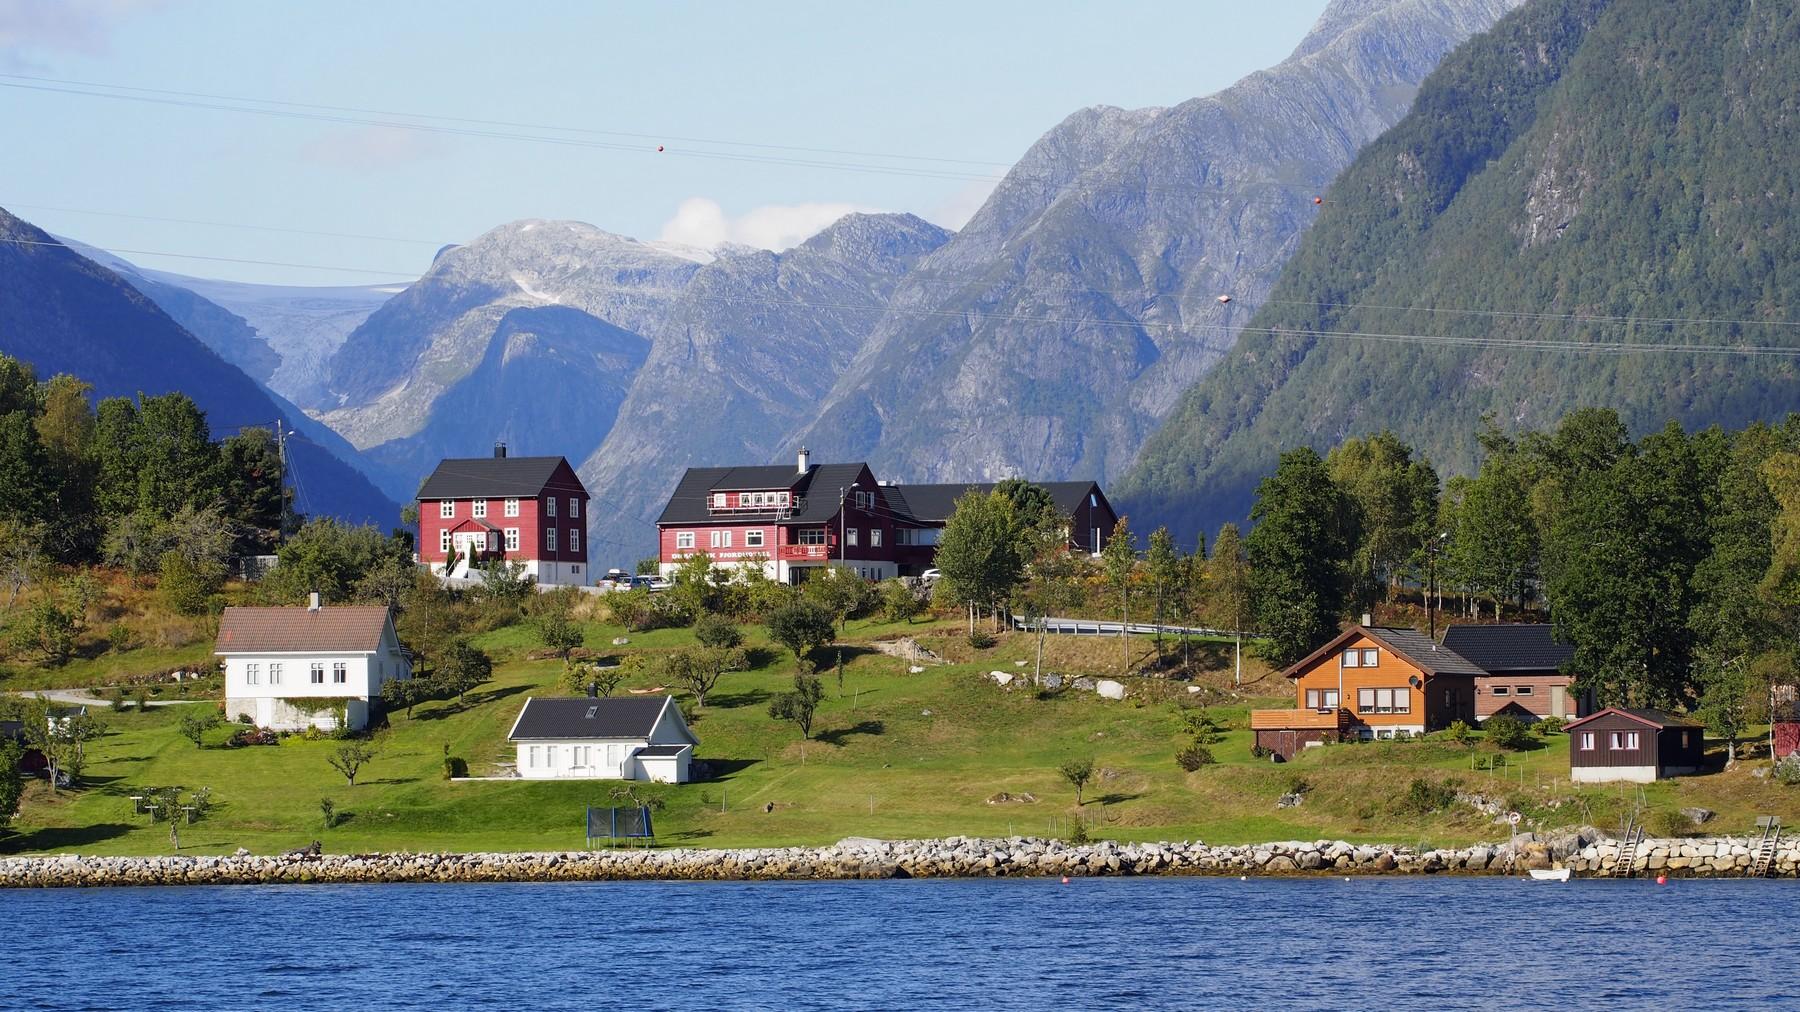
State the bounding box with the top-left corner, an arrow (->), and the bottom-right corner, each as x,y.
7,688 -> 188,708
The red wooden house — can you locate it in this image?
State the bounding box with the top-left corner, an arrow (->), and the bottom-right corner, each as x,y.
654,449 -> 1117,583
416,444 -> 591,587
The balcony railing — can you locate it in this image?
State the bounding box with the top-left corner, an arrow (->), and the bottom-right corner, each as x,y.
709,496 -> 804,517
777,544 -> 829,561
1249,707 -> 1352,731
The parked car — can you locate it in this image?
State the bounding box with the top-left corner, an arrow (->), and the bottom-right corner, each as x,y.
920,568 -> 942,583
647,576 -> 672,591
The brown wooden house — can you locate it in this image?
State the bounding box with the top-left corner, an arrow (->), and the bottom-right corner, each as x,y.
1441,623 -> 1588,723
1564,708 -> 1703,783
1251,625 -> 1483,760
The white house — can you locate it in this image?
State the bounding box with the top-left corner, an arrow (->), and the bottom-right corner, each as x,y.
215,594 -> 410,732
507,694 -> 698,783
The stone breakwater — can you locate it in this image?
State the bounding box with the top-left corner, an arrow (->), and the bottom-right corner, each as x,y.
4,834 -> 1796,888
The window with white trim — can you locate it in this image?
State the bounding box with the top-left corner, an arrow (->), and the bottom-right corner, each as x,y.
569,528 -> 580,553
710,530 -> 732,549
1491,686 -> 1510,696
310,663 -> 325,685
797,528 -> 827,546
676,531 -> 695,550
569,497 -> 580,518
1342,649 -> 1361,668
1304,688 -> 1340,709
439,501 -> 454,518
269,662 -> 281,686
472,499 -> 487,519
332,662 -> 347,684
1514,685 -> 1534,696
546,528 -> 557,552
1354,687 -> 1410,714
871,529 -> 883,547
439,529 -> 451,554
504,498 -> 519,517
853,491 -> 874,509
504,528 -> 520,551
712,493 -> 726,509
1580,731 -> 1595,751
745,529 -> 765,548
1361,648 -> 1378,666
846,528 -> 859,547
546,497 -> 556,518
245,663 -> 260,685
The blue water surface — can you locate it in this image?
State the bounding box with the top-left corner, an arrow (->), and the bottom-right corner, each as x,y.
4,876 -> 1791,1010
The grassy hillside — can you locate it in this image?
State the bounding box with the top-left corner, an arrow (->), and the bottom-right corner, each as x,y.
1118,0 -> 1800,540
7,608 -> 1794,856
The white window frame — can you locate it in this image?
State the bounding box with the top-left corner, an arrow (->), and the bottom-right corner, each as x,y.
332,662 -> 347,684
710,530 -> 732,549
546,528 -> 557,552
546,497 -> 556,518
1514,685 -> 1534,696
853,491 -> 874,510
569,528 -> 580,553
439,529 -> 451,554
504,498 -> 520,517
712,493 -> 727,509
310,663 -> 325,685
245,663 -> 260,686
797,528 -> 827,546
1580,731 -> 1595,751
504,528 -> 520,551
1492,686 -> 1510,697
1341,649 -> 1360,668
472,499 -> 487,519
1361,648 -> 1378,666
745,529 -> 765,548
846,528 -> 859,547
676,531 -> 695,550
269,662 -> 281,686
569,497 -> 580,518
439,501 -> 454,519
870,529 -> 882,548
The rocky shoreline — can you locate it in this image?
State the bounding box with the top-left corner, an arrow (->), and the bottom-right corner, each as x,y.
4,832 -> 1797,888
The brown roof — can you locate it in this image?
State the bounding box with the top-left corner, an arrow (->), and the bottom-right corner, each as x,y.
1563,707 -> 1701,731
1281,625 -> 1486,680
215,606 -> 393,654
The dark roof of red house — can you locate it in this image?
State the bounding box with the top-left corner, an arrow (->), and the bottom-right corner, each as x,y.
215,606 -> 393,654
416,455 -> 582,500
881,481 -> 1107,524
1281,625 -> 1487,680
1441,624 -> 1575,673
1564,707 -> 1701,731
656,462 -> 872,526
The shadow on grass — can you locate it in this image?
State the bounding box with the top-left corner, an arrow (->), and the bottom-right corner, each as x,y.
815,720 -> 885,747
5,822 -> 134,853
699,758 -> 761,780
1092,792 -> 1144,807
708,689 -> 773,710
360,777 -> 421,787
662,829 -> 714,844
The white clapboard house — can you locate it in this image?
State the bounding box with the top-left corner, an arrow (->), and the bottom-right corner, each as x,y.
216,594 -> 411,731
507,694 -> 697,783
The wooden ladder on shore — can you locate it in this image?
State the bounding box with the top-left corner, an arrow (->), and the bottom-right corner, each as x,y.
1750,816 -> 1781,878
1612,819 -> 1643,879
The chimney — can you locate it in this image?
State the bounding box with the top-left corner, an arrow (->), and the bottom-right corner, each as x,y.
1360,612 -> 1371,627
494,442 -> 507,459
308,591 -> 321,612
587,680 -> 599,699
797,447 -> 811,473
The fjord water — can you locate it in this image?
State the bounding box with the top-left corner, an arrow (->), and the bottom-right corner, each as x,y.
6,877 -> 1788,1009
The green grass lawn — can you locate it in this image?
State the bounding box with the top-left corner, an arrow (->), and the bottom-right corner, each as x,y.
8,615 -> 1799,856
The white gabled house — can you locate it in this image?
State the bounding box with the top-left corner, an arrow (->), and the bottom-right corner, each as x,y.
215,593 -> 411,732
507,694 -> 698,783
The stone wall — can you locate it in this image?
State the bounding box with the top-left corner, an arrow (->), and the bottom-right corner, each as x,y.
1566,836 -> 1800,877
2,834 -> 1794,888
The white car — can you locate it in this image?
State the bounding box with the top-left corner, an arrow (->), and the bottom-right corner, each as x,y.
920,568 -> 942,583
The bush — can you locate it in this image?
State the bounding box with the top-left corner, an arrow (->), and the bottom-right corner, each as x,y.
1649,809 -> 1696,838
1534,716 -> 1566,736
1397,777 -> 1456,816
1250,743 -> 1274,760
1446,719 -> 1472,745
880,579 -> 925,624
442,755 -> 468,779
693,613 -> 743,650
1484,714 -> 1532,750
967,629 -> 996,650
1175,744 -> 1216,771
1774,755 -> 1800,786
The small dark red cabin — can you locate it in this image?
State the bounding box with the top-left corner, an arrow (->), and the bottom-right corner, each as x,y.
1564,708 -> 1703,784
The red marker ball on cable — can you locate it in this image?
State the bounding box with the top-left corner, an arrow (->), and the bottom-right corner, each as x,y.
1313,196 -> 1324,205
657,145 -> 665,152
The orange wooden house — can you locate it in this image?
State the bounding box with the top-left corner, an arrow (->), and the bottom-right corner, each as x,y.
1252,625 -> 1484,760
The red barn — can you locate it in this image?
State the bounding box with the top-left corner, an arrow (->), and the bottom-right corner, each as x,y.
654,449 -> 1116,583
417,444 -> 591,587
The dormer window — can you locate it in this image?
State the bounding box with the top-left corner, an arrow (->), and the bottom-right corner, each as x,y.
712,493 -> 727,509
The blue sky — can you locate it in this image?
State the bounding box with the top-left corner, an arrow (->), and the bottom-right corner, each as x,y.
1,0 -> 1331,284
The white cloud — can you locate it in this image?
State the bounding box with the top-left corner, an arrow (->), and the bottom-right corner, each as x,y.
928,179 -> 997,231
0,0 -> 164,68
657,196 -> 875,251
301,125 -> 448,171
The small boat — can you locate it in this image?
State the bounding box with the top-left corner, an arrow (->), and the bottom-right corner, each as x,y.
1528,868 -> 1571,882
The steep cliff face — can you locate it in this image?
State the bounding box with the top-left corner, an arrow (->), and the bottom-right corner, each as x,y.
1117,0 -> 1800,542
0,208 -> 400,526
578,213 -> 951,559
783,0 -> 1526,491
318,221 -> 706,456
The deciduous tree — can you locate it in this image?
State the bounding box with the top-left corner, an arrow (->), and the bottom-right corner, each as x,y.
1246,448 -> 1353,667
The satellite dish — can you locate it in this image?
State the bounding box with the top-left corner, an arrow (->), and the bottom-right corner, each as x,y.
1409,675 -> 1422,688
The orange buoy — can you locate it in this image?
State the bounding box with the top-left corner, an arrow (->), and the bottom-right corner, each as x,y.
1656,874 -> 1668,885
1313,196 -> 1323,205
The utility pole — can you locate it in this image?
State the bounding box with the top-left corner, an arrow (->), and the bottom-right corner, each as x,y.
1427,531 -> 1448,639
